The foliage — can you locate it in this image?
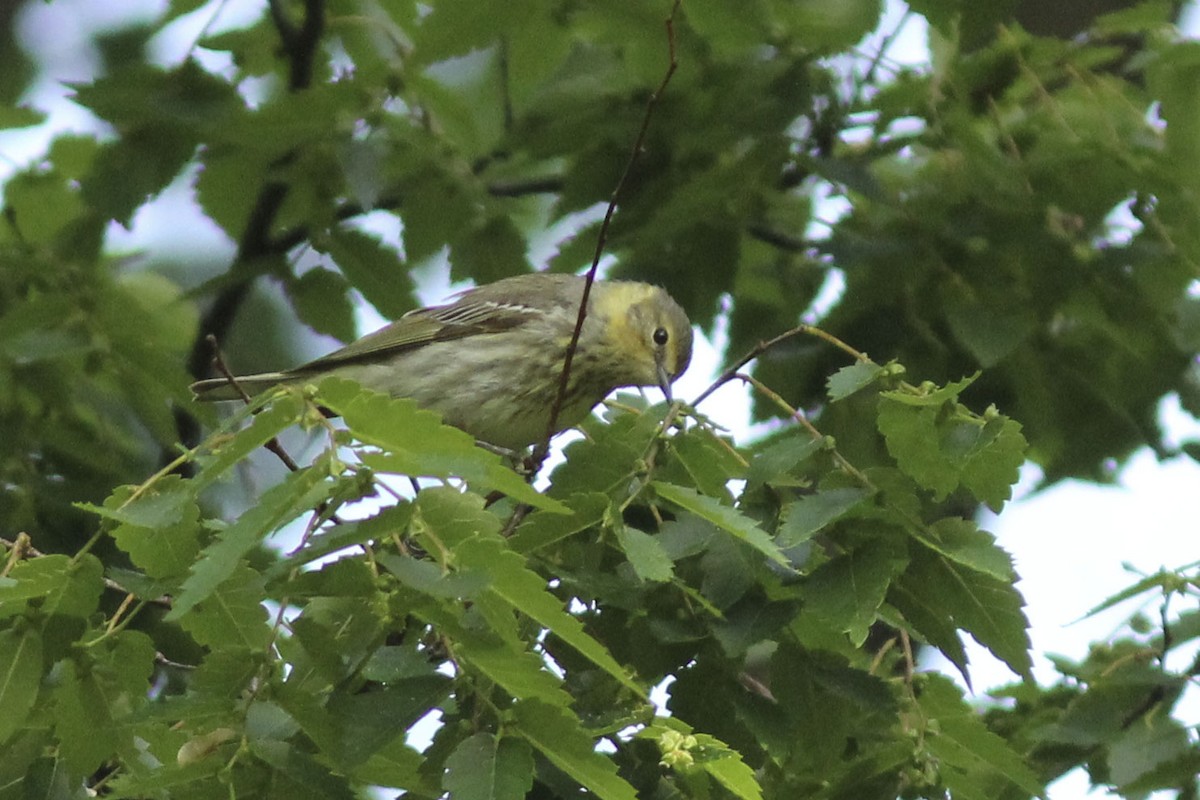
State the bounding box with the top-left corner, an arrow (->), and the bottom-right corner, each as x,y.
1,0 -> 1199,798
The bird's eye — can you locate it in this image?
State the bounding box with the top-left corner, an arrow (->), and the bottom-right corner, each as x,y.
652,327 -> 669,346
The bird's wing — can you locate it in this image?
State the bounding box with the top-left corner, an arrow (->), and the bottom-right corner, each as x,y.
286,293 -> 543,374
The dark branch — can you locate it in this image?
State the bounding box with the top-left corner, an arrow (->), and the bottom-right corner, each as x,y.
176,0 -> 327,455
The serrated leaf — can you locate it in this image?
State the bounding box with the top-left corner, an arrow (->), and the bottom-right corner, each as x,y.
826,361 -> 884,402
958,414 -> 1026,512
455,633 -> 573,707
332,678 -> 452,767
694,735 -> 764,800
876,400 -> 959,498
509,492 -> 607,553
458,537 -> 642,696
652,482 -> 788,567
804,539 -> 909,646
450,216 -> 530,285
919,674 -> 1044,798
511,700 -> 638,800
1109,717 -> 1192,791
444,732 -> 535,800
744,432 -> 823,488
96,480 -> 201,580
324,228 -> 415,319
908,518 -> 1014,582
776,486 -> 873,547
878,373 -> 979,407
0,627 -> 42,744
378,552 -> 491,599
170,460 -> 334,620
665,426 -> 746,501
0,555 -> 75,615
615,526 -> 674,583
1080,568 -> 1178,619
249,739 -> 357,799
286,267 -> 358,343
906,544 -> 1032,681
192,394 -> 304,492
887,576 -> 971,686
319,378 -> 566,512
177,565 -> 272,650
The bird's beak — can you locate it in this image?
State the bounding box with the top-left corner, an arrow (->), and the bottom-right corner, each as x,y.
656,358 -> 673,403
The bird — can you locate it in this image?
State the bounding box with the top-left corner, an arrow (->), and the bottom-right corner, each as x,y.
191,273 -> 694,450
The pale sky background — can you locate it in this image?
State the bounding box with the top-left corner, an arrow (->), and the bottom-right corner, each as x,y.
2,2 -> 1198,798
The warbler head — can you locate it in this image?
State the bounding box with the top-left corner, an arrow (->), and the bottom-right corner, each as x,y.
595,282 -> 694,401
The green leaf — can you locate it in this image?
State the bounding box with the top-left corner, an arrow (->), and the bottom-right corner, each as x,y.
1109,717 -> 1192,791
652,482 -> 789,567
918,674 -> 1045,798
776,487 -> 873,547
826,361 -> 884,402
378,552 -> 491,600
958,414 -> 1026,512
509,492 -> 607,553
879,374 -> 979,407
908,518 -> 1014,582
95,479 -> 201,580
0,627 -> 42,745
0,105 -> 44,129
459,536 -> 642,696
906,544 -> 1033,681
319,378 -> 566,512
443,733 -> 535,800
450,216 -> 530,286
0,553 -> 106,627
694,734 -> 764,800
169,460 -> 334,620
331,678 -> 452,767
804,539 -> 909,646
876,400 -> 958,498
191,394 -> 304,492
249,739 -> 357,799
744,432 -> 823,488
454,633 -> 573,707
511,700 -> 638,800
887,576 -> 971,685
286,267 -> 358,343
615,525 -> 675,583
664,426 -> 746,501
177,565 -> 272,650
324,228 -> 415,319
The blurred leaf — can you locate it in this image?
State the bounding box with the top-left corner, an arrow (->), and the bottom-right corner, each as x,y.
777,487 -> 873,547
443,733 -> 535,800
511,699 -> 638,800
286,267 -> 358,343
170,458 -> 335,619
653,482 -> 789,567
804,538 -> 909,646
826,361 -> 884,402
324,228 -> 415,320
177,565 -> 272,650
919,674 -> 1045,798
615,525 -> 675,583
0,627 -> 42,745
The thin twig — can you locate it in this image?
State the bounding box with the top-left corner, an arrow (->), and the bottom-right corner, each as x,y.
532,0 -> 684,470
692,323 -> 872,408
207,335 -> 302,473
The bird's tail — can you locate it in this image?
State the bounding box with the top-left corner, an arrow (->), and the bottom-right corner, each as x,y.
190,372 -> 292,401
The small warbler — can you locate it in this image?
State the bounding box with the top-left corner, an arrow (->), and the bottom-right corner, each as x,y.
191,273 -> 693,449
